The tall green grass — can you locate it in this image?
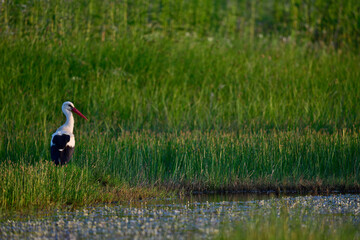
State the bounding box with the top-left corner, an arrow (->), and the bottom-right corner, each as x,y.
1,0 -> 359,133
0,159 -> 167,211
1,130 -> 359,210
1,0 -> 359,48
1,36 -> 359,133
0,0 -> 360,210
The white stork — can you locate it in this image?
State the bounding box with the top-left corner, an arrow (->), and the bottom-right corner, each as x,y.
51,101 -> 88,165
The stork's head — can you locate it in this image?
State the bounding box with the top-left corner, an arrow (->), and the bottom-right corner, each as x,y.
62,101 -> 88,120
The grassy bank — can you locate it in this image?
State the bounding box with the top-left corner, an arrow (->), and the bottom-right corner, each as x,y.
1,130 -> 360,211
1,1 -> 360,211
0,160 -> 168,212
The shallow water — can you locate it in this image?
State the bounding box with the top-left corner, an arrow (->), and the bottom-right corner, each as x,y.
1,194 -> 359,239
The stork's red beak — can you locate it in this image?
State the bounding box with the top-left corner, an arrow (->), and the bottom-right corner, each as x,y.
72,107 -> 88,120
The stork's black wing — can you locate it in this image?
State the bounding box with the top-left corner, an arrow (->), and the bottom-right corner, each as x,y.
52,134 -> 70,149
59,146 -> 75,165
51,134 -> 74,165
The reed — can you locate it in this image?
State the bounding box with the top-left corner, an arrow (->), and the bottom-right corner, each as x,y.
1,0 -> 358,48
0,0 -> 359,210
1,36 -> 359,133
1,130 -> 359,210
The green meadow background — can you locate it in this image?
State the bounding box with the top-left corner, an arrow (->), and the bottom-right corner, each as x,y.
0,0 -> 360,210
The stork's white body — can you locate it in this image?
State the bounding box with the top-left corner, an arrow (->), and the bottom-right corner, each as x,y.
50,101 -> 87,165
51,131 -> 75,149
51,113 -> 75,149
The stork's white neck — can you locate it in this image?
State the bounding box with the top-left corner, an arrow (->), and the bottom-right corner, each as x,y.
59,110 -> 74,133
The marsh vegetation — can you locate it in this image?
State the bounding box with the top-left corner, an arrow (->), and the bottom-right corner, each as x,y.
1,1 -> 359,238
1,0 -> 359,214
